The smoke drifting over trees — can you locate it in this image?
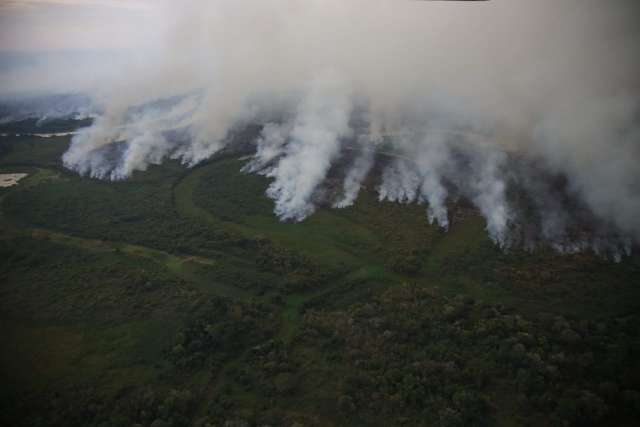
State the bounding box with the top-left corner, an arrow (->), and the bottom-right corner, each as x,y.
2,0 -> 639,256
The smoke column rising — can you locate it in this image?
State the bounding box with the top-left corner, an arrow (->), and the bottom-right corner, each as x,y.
2,0 -> 639,256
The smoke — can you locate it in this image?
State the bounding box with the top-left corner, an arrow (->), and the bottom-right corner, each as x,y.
375,131 -> 512,245
264,71 -> 353,221
62,93 -> 200,179
334,142 -> 375,209
378,132 -> 452,230
465,147 -> 511,247
533,97 -> 640,240
2,0 -> 639,256
242,122 -> 292,174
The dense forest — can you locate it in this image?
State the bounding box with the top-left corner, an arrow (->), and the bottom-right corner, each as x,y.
1,134 -> 639,426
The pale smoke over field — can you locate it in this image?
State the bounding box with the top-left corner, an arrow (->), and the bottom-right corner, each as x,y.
2,0 -> 639,256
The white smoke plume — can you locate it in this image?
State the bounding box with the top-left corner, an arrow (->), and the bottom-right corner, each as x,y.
264,72 -> 353,221
1,0 -> 639,256
378,159 -> 421,205
465,147 -> 512,247
333,141 -> 375,209
242,122 -> 292,174
377,132 -> 452,230
376,130 -> 512,245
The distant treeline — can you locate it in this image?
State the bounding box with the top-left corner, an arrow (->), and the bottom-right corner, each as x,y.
0,117 -> 93,134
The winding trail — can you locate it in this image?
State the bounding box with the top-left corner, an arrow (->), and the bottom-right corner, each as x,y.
0,165 -> 249,299
1,162 -> 363,343
2,145 -> 422,344
171,159 -> 375,342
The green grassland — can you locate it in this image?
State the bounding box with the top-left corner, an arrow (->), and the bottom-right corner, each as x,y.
0,134 -> 639,426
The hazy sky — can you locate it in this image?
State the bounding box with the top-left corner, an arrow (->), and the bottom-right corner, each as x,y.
0,0 -> 160,51
1,0 -> 639,248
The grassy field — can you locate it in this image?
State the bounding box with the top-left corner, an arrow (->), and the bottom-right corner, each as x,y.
1,134 -> 639,426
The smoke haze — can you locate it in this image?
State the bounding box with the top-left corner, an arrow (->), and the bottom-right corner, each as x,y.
2,0 -> 639,256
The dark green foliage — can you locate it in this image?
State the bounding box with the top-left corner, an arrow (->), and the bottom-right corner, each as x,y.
169,296 -> 277,370
0,135 -> 70,166
0,237 -> 187,323
1,133 -> 639,426
2,163 -> 232,257
302,284 -> 640,425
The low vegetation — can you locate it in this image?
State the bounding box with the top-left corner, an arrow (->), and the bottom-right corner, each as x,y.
1,134 -> 638,426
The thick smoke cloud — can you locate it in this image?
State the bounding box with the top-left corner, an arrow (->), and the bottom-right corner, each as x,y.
2,0 -> 639,256
334,143 -> 374,210
264,72 -> 353,221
